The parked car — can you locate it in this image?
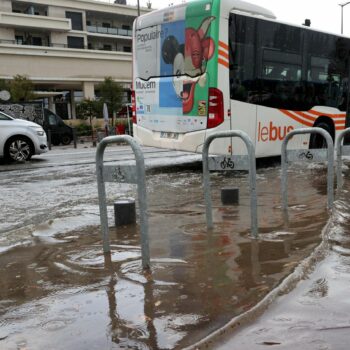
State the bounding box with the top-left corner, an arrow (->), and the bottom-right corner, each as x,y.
0,104 -> 73,146
0,111 -> 48,162
43,108 -> 74,146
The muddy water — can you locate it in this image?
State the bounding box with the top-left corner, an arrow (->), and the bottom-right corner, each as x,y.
0,162 -> 332,349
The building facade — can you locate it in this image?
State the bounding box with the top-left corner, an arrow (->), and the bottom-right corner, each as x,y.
0,0 -> 150,118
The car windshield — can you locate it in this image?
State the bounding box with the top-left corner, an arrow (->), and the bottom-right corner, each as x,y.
0,111 -> 13,120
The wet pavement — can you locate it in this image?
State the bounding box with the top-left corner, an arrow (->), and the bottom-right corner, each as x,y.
0,148 -> 347,349
214,189 -> 350,350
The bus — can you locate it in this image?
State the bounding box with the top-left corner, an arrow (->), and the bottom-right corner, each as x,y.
132,0 -> 350,157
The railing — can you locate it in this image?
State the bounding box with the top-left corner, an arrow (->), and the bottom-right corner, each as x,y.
96,135 -> 150,270
336,127 -> 350,190
202,130 -> 258,238
0,39 -> 131,52
87,25 -> 132,37
281,127 -> 334,211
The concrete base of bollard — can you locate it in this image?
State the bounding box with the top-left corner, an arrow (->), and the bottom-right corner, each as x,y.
114,199 -> 136,226
221,187 -> 239,205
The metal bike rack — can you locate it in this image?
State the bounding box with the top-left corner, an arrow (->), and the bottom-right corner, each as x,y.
281,127 -> 334,211
336,127 -> 350,190
202,130 -> 258,238
96,135 -> 150,270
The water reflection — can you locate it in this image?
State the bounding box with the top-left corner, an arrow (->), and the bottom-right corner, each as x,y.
0,165 -> 331,349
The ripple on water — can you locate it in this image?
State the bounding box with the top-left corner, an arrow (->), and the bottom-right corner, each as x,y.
120,258 -> 188,285
65,244 -> 141,270
41,319 -> 70,331
260,231 -> 296,242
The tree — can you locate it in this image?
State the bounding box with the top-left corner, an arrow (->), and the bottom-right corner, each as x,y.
8,75 -> 35,102
76,98 -> 101,120
97,77 -> 123,126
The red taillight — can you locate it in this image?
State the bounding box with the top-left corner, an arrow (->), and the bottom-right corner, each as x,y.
131,90 -> 137,124
207,87 -> 224,129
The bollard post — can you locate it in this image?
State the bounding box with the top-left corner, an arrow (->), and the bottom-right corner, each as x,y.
47,129 -> 52,150
73,128 -> 77,149
114,199 -> 136,226
221,187 -> 239,205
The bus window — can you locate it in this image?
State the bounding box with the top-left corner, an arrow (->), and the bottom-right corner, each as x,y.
308,56 -> 343,108
306,31 -> 350,111
261,50 -> 302,109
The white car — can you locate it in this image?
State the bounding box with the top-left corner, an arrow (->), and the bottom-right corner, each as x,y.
0,111 -> 48,162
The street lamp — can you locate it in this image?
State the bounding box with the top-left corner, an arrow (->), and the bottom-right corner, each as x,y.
137,0 -> 140,16
339,2 -> 350,34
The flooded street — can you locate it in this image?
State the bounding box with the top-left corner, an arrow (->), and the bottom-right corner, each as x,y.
0,152 -> 347,349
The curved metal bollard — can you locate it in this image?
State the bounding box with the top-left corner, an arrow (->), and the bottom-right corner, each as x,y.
96,135 -> 150,270
336,127 -> 350,190
202,130 -> 258,238
281,127 -> 334,211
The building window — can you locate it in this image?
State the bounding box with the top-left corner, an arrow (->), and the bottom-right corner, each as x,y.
67,36 -> 84,49
66,11 -> 83,31
103,44 -> 112,51
102,22 -> 111,28
32,37 -> 42,46
15,36 -> 23,45
122,25 -> 131,30
123,46 -> 131,52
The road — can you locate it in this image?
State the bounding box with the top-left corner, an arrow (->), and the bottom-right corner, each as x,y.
0,143 -> 202,172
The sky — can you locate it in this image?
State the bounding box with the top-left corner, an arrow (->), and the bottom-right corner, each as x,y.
105,0 -> 350,37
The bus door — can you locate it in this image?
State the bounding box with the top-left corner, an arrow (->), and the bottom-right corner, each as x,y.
228,13 -> 258,155
255,48 -> 303,157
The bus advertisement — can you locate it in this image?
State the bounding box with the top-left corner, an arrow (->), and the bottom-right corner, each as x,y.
132,0 -> 350,157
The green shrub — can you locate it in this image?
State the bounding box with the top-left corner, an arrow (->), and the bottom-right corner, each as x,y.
75,123 -> 92,136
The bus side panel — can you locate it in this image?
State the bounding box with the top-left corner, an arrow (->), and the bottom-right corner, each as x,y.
255,106 -> 309,157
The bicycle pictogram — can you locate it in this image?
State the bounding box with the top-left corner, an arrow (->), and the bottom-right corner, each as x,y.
298,151 -> 313,161
220,157 -> 235,169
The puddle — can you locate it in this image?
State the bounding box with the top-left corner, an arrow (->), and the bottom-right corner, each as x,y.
0,163 -> 334,349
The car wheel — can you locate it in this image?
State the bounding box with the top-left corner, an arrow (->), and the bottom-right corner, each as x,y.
309,122 -> 332,149
61,134 -> 72,145
6,136 -> 33,162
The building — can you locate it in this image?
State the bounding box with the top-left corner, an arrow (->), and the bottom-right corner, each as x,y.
0,0 -> 151,118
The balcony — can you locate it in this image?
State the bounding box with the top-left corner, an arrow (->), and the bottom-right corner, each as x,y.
87,25 -> 132,37
0,12 -> 71,31
0,39 -> 132,53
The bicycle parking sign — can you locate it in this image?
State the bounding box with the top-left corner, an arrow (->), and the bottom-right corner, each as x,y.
208,155 -> 250,171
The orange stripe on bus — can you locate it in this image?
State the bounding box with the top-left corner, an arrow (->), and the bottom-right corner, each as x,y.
308,110 -> 345,118
294,111 -> 317,122
218,58 -> 229,68
218,49 -> 229,59
219,41 -> 229,50
279,109 -> 313,127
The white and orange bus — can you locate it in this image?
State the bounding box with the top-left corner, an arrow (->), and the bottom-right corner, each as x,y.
132,0 -> 350,156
